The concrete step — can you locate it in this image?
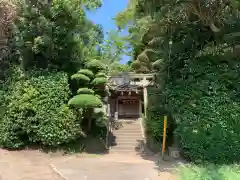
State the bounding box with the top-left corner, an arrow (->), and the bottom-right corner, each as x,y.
115,137 -> 143,144
110,149 -> 135,153
109,120 -> 143,154
113,140 -> 142,146
113,122 -> 140,126
113,136 -> 143,141
114,127 -> 142,131
114,139 -> 143,143
113,132 -> 143,137
110,147 -> 144,152
111,145 -> 139,149
114,139 -> 144,144
110,135 -> 143,140
111,140 -> 145,148
111,146 -> 140,150
114,128 -> 141,131
113,130 -> 142,134
113,128 -> 142,131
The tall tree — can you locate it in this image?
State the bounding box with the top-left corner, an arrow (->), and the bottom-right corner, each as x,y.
98,30 -> 131,74
14,0 -> 103,73
116,0 -> 240,163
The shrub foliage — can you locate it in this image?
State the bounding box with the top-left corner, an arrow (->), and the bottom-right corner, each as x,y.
117,0 -> 240,163
0,71 -> 81,148
178,164 -> 240,180
168,56 -> 240,163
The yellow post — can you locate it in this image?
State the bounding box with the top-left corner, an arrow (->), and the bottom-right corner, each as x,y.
161,115 -> 167,159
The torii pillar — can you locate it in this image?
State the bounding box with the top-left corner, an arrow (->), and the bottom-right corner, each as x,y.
142,78 -> 148,118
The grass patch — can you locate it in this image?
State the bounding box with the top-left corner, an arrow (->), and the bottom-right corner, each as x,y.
177,164 -> 240,180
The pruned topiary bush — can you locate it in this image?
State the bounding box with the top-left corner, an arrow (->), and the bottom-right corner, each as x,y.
86,59 -> 106,72
0,70 -> 82,149
78,69 -> 94,78
69,66 -> 106,132
77,88 -> 94,94
68,94 -> 102,108
92,77 -> 107,85
71,73 -> 91,82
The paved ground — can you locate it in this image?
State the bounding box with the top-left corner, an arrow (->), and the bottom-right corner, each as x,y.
0,149 -> 179,180
0,149 -> 60,180
50,153 -> 179,180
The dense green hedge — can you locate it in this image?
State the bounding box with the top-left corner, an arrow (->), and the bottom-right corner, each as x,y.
167,56 -> 240,163
0,70 -> 82,148
146,86 -> 175,143
147,55 -> 240,163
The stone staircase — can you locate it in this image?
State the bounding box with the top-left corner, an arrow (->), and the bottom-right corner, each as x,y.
110,119 -> 145,154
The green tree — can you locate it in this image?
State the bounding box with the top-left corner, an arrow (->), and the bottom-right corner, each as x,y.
98,30 -> 131,74
68,60 -> 107,132
0,0 -> 16,80
14,0 -> 103,73
116,0 -> 240,163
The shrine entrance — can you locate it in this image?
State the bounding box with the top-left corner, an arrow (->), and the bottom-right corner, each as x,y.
107,72 -> 153,120
118,96 -> 141,118
109,90 -> 143,119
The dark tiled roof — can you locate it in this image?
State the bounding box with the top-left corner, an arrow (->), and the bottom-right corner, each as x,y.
114,83 -> 141,91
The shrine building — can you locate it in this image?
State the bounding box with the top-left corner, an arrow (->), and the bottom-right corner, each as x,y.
107,73 -> 153,120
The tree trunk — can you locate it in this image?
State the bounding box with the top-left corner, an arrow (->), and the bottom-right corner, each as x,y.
87,108 -> 93,132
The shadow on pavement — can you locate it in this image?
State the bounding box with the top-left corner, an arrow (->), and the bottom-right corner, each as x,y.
134,139 -> 186,173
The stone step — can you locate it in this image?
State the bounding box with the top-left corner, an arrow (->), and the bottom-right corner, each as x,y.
111,141 -> 142,146
111,140 -> 144,148
110,135 -> 143,140
113,132 -> 142,137
114,139 -> 143,143
111,145 -> 139,149
114,133 -> 142,136
110,148 -> 144,153
110,149 -> 134,153
114,138 -> 143,142
113,136 -> 143,141
113,128 -> 142,131
110,146 -> 138,150
113,122 -> 140,126
111,146 -> 138,150
114,128 -> 142,131
114,127 -> 142,130
114,127 -> 142,131
112,140 -> 142,144
113,131 -> 142,134
110,120 -> 143,153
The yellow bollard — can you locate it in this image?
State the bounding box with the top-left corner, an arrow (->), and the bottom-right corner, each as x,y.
161,116 -> 167,160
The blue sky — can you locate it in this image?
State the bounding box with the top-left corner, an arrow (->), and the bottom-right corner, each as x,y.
87,0 -> 130,64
